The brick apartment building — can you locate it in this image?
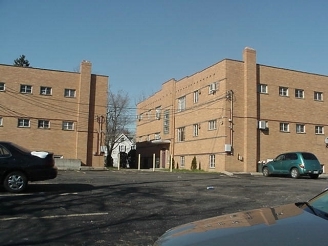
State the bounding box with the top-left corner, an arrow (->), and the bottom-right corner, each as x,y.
136,47 -> 328,173
0,61 -> 108,167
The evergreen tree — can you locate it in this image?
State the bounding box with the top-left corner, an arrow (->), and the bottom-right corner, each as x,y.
14,55 -> 30,67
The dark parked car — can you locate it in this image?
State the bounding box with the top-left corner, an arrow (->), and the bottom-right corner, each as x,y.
262,152 -> 323,179
0,141 -> 57,192
154,189 -> 328,246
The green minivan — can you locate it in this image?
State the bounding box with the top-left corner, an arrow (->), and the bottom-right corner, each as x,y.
262,152 -> 323,179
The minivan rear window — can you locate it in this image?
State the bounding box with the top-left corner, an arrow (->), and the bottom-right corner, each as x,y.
301,153 -> 318,160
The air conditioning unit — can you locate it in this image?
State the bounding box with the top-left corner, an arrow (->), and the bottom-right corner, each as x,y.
225,144 -> 232,152
258,120 -> 267,130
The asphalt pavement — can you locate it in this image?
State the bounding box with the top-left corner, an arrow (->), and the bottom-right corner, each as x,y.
0,170 -> 327,246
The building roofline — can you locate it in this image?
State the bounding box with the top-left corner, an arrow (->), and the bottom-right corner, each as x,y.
0,63 -> 108,77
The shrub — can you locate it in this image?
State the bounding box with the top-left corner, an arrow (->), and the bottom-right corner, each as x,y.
191,156 -> 197,170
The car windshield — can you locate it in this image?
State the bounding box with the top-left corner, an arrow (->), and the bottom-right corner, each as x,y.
300,190 -> 328,219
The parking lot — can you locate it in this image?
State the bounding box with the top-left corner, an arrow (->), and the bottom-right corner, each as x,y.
0,170 -> 327,246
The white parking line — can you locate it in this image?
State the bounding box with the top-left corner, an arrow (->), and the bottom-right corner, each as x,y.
0,212 -> 109,221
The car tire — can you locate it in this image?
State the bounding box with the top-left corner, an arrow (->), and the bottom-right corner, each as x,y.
4,171 -> 28,193
290,168 -> 300,179
310,174 -> 319,179
262,167 -> 270,177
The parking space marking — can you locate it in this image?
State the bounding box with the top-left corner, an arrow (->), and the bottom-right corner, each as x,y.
0,212 -> 109,221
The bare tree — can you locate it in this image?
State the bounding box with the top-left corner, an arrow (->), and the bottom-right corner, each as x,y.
105,90 -> 133,167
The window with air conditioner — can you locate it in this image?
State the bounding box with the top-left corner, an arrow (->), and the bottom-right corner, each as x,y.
208,82 -> 217,94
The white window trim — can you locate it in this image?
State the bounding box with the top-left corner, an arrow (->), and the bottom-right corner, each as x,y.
208,120 -> 217,130
20,85 -> 32,94
177,127 -> 185,142
209,154 -> 215,168
315,126 -> 324,135
280,122 -> 289,132
295,89 -> 304,99
279,87 -> 288,97
64,89 -> 76,98
180,156 -> 185,167
18,119 -> 30,128
178,96 -> 186,112
155,107 -> 161,120
0,117 -> 3,126
38,120 -> 50,129
62,121 -> 74,130
40,86 -> 52,95
0,82 -> 5,91
314,91 -> 323,101
193,124 -> 199,137
193,90 -> 199,103
259,84 -> 268,94
296,124 -> 305,133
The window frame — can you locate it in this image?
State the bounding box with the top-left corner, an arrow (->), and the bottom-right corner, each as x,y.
155,106 -> 161,120
40,86 -> 52,96
296,124 -> 305,133
0,117 -> 3,126
193,90 -> 199,103
62,121 -> 74,130
0,82 -> 5,91
315,126 -> 324,135
178,96 -> 186,112
209,154 -> 215,168
259,84 -> 268,94
279,86 -> 288,97
163,110 -> 170,134
193,124 -> 199,137
280,122 -> 289,132
208,120 -> 217,130
38,120 -> 50,129
180,156 -> 185,168
314,91 -> 323,101
18,118 -> 30,128
20,84 -> 32,94
295,89 -> 304,99
64,89 -> 76,98
177,127 -> 185,142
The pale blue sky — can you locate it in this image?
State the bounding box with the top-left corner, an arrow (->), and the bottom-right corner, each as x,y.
1,0 -> 328,118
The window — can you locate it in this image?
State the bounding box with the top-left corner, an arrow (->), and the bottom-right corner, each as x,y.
178,96 -> 186,112
0,117 -> 3,126
208,120 -> 217,130
64,89 -> 76,98
193,90 -> 199,103
315,126 -> 324,135
209,154 -> 215,168
20,85 -> 32,94
296,124 -> 305,133
295,89 -> 304,99
38,120 -> 50,129
280,122 -> 289,132
163,110 -> 170,134
177,127 -> 185,142
0,145 -> 10,157
155,106 -> 161,119
193,124 -> 199,137
40,86 -> 52,95
314,91 -> 323,101
119,145 -> 126,152
180,156 -> 185,168
62,121 -> 74,130
208,82 -> 217,94
279,87 -> 288,97
0,82 -> 5,91
18,119 -> 30,128
258,84 -> 268,94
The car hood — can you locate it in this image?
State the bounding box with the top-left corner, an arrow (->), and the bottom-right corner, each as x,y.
154,203 -> 327,246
